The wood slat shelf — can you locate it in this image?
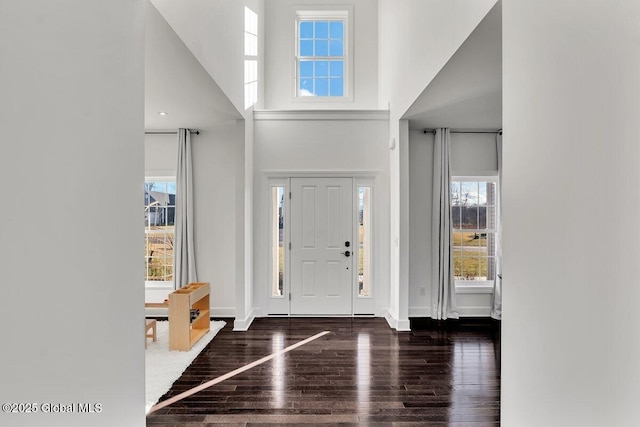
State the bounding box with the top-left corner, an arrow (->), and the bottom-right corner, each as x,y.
191,309 -> 210,325
144,302 -> 169,308
189,327 -> 209,345
168,282 -> 210,351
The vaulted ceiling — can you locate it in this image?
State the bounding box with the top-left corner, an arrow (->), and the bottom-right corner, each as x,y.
403,2 -> 502,131
145,3 -> 241,131
144,0 -> 501,132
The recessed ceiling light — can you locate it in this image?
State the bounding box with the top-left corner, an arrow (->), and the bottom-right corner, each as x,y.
158,111 -> 168,116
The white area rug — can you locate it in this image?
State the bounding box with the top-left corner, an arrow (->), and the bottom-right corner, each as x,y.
145,320 -> 226,413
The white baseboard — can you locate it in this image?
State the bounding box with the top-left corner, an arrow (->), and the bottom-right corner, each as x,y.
458,306 -> 492,317
384,311 -> 396,329
409,306 -> 492,318
233,308 -> 256,331
384,310 -> 410,331
148,305 -> 490,323
210,307 -> 236,318
397,319 -> 410,331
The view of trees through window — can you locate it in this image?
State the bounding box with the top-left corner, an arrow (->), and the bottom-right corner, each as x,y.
451,180 -> 496,281
144,181 -> 176,282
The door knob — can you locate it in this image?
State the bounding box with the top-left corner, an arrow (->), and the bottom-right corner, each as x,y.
341,250 -> 351,257
344,241 -> 351,247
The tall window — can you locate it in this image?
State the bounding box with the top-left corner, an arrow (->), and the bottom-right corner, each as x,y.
144,180 -> 175,284
358,186 -> 372,297
451,179 -> 497,283
271,186 -> 285,297
244,7 -> 258,109
295,10 -> 347,97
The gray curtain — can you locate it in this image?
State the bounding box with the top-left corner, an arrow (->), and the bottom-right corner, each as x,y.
174,128 -> 197,288
431,128 -> 458,320
490,132 -> 503,319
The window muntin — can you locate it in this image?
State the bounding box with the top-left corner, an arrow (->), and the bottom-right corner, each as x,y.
144,180 -> 175,284
296,11 -> 347,97
451,180 -> 497,282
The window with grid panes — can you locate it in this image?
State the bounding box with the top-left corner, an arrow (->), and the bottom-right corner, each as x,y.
244,7 -> 258,109
451,179 -> 497,283
296,11 -> 347,97
144,180 -> 175,284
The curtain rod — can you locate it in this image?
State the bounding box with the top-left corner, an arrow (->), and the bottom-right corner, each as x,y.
145,130 -> 200,135
422,129 -> 502,135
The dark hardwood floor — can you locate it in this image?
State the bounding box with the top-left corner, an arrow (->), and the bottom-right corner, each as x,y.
147,317 -> 500,426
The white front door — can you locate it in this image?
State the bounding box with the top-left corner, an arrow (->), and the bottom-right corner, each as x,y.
290,177 -> 353,315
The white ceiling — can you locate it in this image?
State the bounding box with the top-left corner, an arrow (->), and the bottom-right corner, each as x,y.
145,3 -> 241,131
403,2 -> 502,131
145,1 -> 500,132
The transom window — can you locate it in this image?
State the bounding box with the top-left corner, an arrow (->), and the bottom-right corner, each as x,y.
451,179 -> 497,283
144,180 -> 175,284
295,10 -> 347,97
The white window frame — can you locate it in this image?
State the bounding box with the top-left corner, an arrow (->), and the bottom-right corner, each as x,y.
356,184 -> 373,299
269,183 -> 287,300
266,177 -> 290,315
263,173 -> 377,315
292,7 -> 353,103
353,176 -> 376,315
451,176 -> 498,293
144,177 -> 176,290
244,6 -> 258,110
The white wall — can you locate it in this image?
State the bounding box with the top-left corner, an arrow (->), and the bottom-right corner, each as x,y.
0,1 -> 145,426
408,130 -> 497,318
402,1 -> 502,130
408,131 -> 434,317
144,123 -> 245,318
503,1 -> 640,425
397,120 -> 410,328
145,2 -> 240,130
236,116 -> 254,330
148,0 -> 261,327
150,0 -> 265,117
379,0 -> 497,330
264,0 -> 379,110
377,0 -> 497,115
194,124 -> 246,317
253,114 -> 390,316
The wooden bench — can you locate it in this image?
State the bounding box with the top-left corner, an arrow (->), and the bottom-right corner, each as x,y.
145,319 -> 157,348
